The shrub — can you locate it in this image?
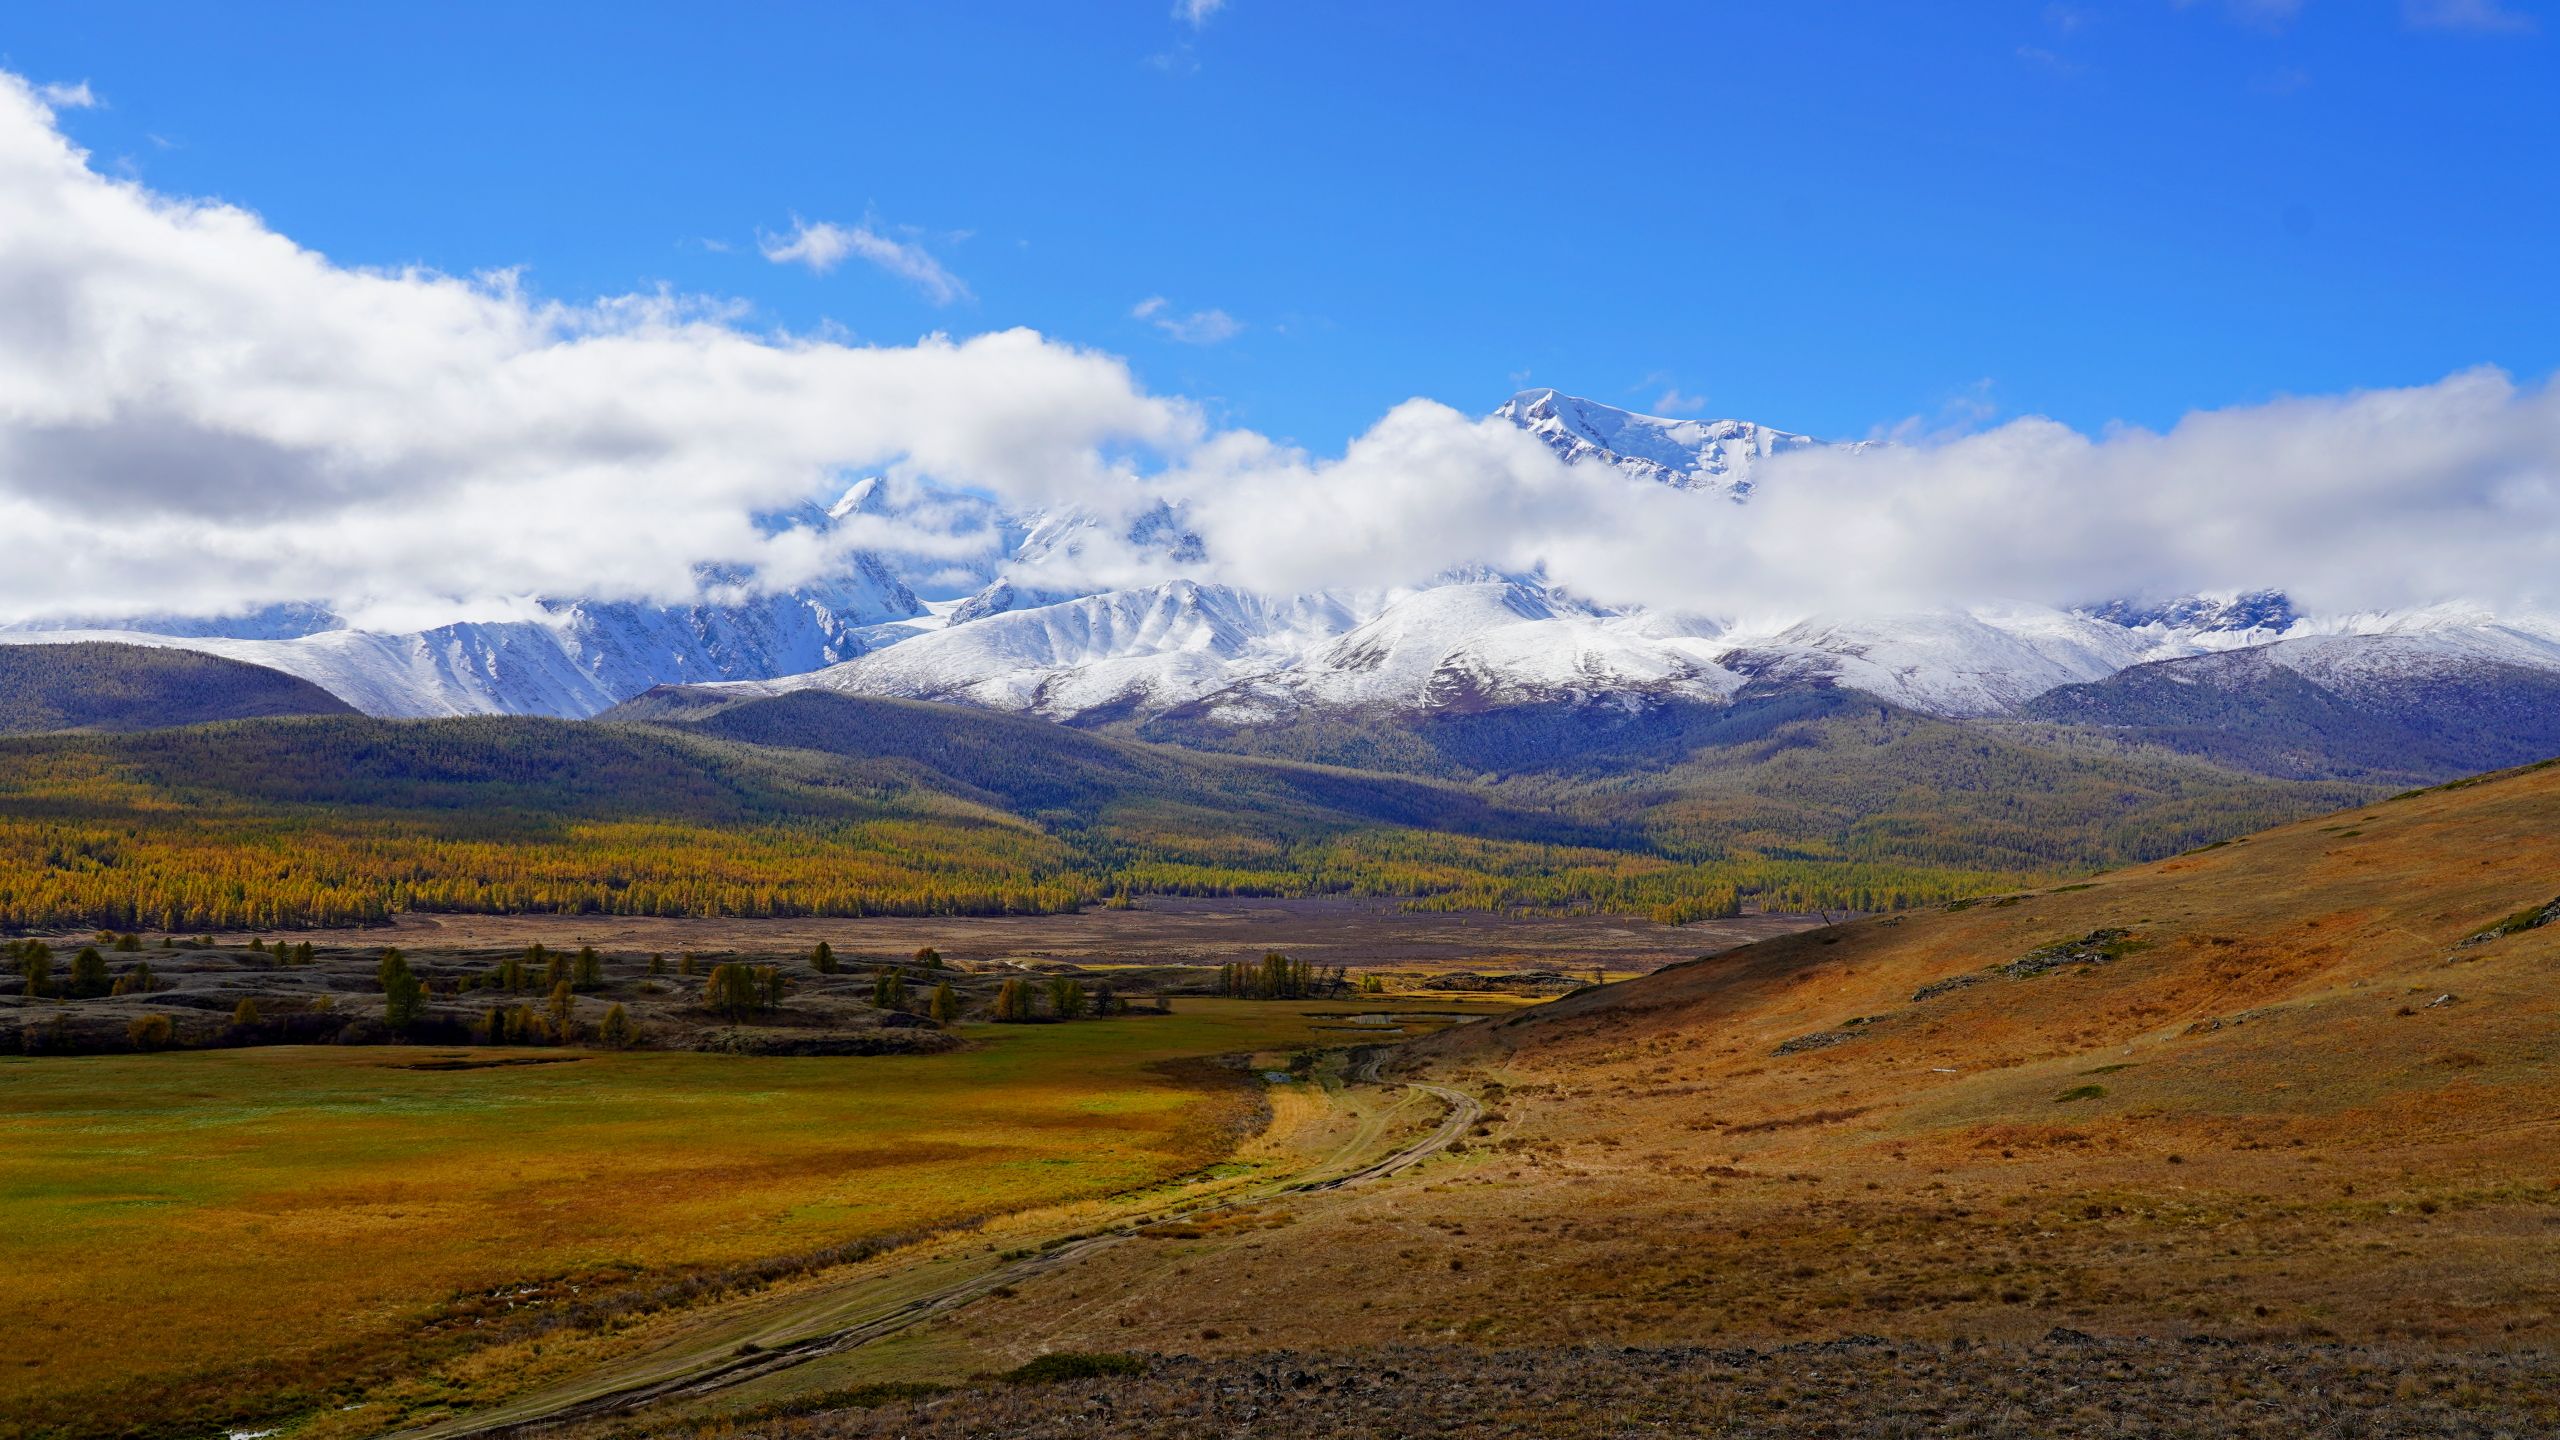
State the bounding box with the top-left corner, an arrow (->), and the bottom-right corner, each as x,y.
1003,1352 -> 1148,1385
231,998 -> 261,1029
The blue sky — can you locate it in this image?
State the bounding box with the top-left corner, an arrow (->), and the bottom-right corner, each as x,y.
8,0 -> 2554,449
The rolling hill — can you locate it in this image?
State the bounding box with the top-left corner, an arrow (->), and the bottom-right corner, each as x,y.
0,686 -> 2373,932
0,641 -> 355,733
1075,754 -> 2560,1350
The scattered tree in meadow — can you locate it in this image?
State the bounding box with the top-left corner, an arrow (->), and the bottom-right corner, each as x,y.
231,998 -> 262,1030
16,941 -> 52,999
679,952 -> 699,978
113,933 -> 140,952
993,976 -> 1034,1023
598,1002 -> 635,1049
811,941 -> 837,974
128,1013 -> 173,1050
704,962 -> 767,1018
1049,977 -> 1087,1019
68,946 -> 111,998
647,952 -> 666,976
929,982 -> 958,1025
872,967 -> 907,1008
1090,981 -> 1119,1016
1359,973 -> 1385,994
379,948 -> 427,1033
913,946 -> 943,969
547,980 -> 579,1041
1218,951 -> 1321,1000
573,945 -> 603,990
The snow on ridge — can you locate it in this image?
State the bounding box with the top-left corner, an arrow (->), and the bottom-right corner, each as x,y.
1491,388 -> 1860,498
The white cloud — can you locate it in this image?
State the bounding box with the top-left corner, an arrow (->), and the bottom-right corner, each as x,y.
35,80 -> 97,110
2405,0 -> 2537,31
1651,387 -> 1707,415
759,217 -> 971,304
0,66 -> 2553,639
0,73 -> 1176,625
1133,296 -> 1243,345
1168,371 -> 2560,621
1174,0 -> 1227,26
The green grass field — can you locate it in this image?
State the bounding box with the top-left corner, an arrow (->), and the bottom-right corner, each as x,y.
0,1001 -> 1449,1440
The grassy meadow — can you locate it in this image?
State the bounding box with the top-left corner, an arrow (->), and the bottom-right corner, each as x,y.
0,1000 -> 1452,1439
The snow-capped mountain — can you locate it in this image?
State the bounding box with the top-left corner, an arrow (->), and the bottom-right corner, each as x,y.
2022,620 -> 2560,781
1493,388 -> 1860,498
0,501 -> 922,717
9,391 -> 2556,747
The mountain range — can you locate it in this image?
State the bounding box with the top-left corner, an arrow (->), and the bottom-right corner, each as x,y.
9,388 -> 2555,784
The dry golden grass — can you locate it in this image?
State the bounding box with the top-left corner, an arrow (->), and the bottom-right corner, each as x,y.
0,999 -> 1467,1440
897,762 -> 2560,1372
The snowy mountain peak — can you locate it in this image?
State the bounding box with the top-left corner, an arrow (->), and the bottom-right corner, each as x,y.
2086,589 -> 2299,636
1492,388 -> 1846,498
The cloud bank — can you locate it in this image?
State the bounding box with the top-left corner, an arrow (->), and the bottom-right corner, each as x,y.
0,69 -> 2554,635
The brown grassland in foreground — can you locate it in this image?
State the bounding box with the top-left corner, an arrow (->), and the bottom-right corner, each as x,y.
771,762 -> 2560,1433
0,999 -> 1511,1440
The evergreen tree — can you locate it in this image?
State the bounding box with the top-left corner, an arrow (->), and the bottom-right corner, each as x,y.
811,941 -> 837,974
756,964 -> 788,1010
1049,976 -> 1087,1019
704,962 -> 762,1018
547,980 -> 579,1041
68,946 -> 111,998
929,982 -> 958,1025
647,952 -> 666,976
18,943 -> 50,999
379,950 -> 426,1033
598,1003 -> 635,1049
113,933 -> 140,952
872,967 -> 907,1008
573,945 -> 603,990
993,976 -> 1032,1023
231,998 -> 262,1030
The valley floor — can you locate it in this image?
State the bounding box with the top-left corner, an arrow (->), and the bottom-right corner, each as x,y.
273,898 -> 1829,977
0,1000 -> 1507,1440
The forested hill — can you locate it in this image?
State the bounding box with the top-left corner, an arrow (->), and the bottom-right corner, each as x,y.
0,690 -> 2382,933
0,641 -> 355,733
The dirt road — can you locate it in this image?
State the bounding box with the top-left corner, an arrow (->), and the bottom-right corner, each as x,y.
396,1074 -> 1478,1440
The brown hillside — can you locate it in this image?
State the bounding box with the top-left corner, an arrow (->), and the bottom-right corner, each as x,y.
977,760 -> 2560,1359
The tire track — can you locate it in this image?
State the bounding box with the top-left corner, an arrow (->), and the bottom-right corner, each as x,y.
402,1070 -> 1473,1440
